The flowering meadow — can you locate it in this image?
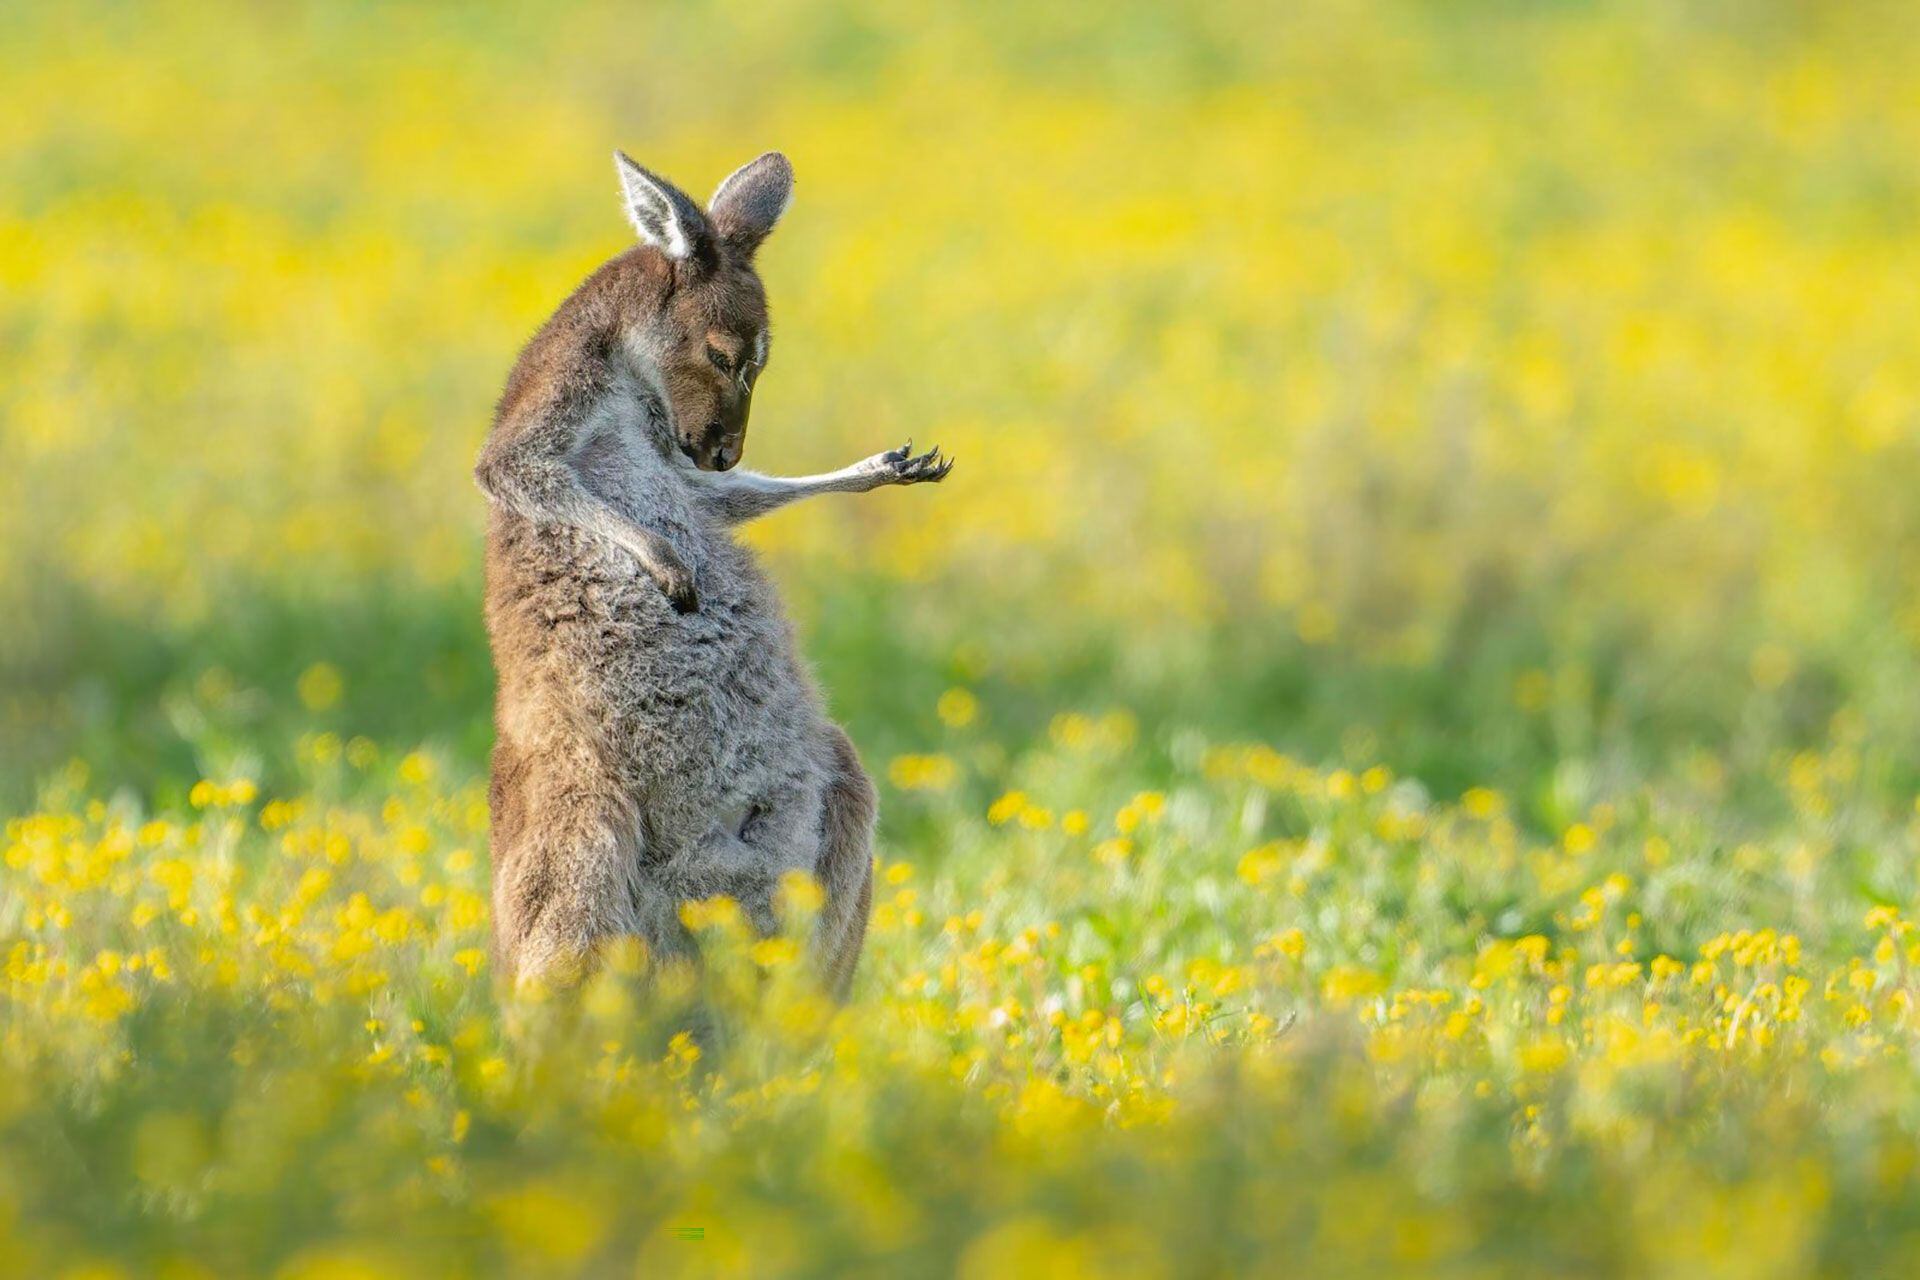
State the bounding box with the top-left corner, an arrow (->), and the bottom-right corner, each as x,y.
7,1 -> 1920,1275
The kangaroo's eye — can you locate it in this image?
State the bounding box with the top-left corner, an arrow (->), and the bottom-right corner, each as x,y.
706,345 -> 733,374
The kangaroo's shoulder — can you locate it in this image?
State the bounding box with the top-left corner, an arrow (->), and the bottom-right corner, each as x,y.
492,249 -> 670,437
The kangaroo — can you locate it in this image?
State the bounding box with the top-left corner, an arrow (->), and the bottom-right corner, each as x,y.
476,150 -> 949,994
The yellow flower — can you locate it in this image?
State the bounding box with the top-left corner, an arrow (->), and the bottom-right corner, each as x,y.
679,896 -> 746,933
937,687 -> 979,729
888,753 -> 960,792
1114,791 -> 1166,835
987,791 -> 1028,825
1321,965 -> 1385,1006
778,869 -> 827,916
1269,928 -> 1307,960
1461,787 -> 1504,818
1236,842 -> 1288,886
298,662 -> 344,712
489,1179 -> 609,1266
1518,1036 -> 1571,1074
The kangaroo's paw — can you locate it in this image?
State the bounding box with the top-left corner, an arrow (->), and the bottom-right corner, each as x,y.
649,557 -> 699,614
872,440 -> 953,485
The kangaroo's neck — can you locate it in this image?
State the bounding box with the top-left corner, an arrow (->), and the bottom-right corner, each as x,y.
612,333 -> 685,465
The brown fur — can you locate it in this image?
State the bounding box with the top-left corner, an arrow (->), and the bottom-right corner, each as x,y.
474,153 -> 948,994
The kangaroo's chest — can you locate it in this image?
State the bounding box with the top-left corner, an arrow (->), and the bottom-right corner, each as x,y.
565,414 -> 813,775
574,396 -> 706,559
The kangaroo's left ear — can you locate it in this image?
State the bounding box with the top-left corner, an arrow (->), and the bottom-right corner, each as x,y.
708,152 -> 794,257
614,150 -> 712,264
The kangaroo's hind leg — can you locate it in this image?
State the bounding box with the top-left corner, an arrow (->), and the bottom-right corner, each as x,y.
814,725 -> 877,1000
488,750 -> 647,987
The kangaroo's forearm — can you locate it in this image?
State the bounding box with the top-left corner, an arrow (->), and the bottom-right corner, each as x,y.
698,466 -> 879,524
475,421 -> 695,607
692,442 -> 950,525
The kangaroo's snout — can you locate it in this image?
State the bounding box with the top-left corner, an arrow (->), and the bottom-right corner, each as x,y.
688,413 -> 744,471
716,392 -> 750,469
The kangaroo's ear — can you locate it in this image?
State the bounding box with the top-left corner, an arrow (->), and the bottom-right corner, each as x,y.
708,152 -> 793,257
614,151 -> 712,264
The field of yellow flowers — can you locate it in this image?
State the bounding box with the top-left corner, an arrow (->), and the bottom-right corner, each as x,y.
7,1 -> 1920,1274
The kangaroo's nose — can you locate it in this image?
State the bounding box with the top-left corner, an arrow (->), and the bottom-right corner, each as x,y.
715,440 -> 742,470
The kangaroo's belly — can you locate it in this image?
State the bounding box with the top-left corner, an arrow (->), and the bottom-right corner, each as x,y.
491,519 -> 828,858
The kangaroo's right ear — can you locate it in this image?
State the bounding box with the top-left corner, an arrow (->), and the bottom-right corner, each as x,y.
708,152 -> 794,257
614,151 -> 712,264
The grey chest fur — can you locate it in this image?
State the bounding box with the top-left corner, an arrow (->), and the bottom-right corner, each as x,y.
526,396 -> 825,858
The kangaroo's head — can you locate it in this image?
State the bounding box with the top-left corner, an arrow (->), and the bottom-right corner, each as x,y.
614,150 -> 792,471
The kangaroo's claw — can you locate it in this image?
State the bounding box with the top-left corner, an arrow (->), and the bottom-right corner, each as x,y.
881,444 -> 951,484
652,558 -> 699,614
